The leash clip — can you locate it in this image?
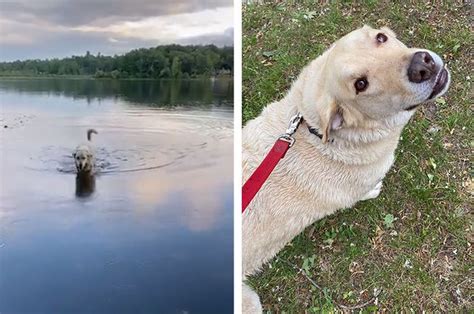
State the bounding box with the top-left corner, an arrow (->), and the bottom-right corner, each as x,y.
285,112 -> 303,135
278,134 -> 295,147
279,112 -> 302,147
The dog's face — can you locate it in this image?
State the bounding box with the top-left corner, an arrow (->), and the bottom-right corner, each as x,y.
73,148 -> 93,173
302,25 -> 450,141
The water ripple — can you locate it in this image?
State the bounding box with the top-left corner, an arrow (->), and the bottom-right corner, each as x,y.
26,144 -> 206,174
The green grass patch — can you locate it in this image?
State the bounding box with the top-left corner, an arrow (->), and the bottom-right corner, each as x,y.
243,1 -> 472,311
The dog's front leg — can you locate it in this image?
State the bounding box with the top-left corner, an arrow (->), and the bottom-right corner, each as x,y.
361,180 -> 383,201
243,283 -> 262,314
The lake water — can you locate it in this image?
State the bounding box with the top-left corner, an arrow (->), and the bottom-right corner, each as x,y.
0,78 -> 233,313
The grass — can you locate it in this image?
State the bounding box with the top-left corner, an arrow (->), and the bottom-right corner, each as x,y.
243,1 -> 472,312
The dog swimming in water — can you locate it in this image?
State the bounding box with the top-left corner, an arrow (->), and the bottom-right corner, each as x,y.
73,129 -> 98,174
73,129 -> 98,198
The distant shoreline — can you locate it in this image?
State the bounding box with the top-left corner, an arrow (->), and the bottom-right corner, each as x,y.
0,45 -> 233,81
0,74 -> 233,80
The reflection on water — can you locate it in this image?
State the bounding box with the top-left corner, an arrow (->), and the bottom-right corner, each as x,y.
0,78 -> 233,107
0,78 -> 233,313
75,173 -> 96,198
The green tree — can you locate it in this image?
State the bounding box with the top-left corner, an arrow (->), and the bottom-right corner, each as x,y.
0,45 -> 233,78
171,56 -> 182,78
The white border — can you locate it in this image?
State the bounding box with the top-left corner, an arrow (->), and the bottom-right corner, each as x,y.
233,0 -> 242,313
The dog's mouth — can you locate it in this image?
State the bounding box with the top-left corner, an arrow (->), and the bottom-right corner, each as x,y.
428,66 -> 449,100
405,66 -> 450,111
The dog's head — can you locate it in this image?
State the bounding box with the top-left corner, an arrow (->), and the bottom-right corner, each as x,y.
73,147 -> 93,173
300,25 -> 450,142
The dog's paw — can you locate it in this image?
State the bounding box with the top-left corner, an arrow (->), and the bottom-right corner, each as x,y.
243,283 -> 263,314
361,181 -> 383,201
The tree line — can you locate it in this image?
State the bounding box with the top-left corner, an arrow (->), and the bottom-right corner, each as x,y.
0,45 -> 233,79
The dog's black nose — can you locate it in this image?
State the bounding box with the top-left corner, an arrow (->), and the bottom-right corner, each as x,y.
407,51 -> 436,83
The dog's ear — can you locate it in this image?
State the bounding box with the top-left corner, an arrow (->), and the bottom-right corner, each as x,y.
320,100 -> 343,143
72,152 -> 76,158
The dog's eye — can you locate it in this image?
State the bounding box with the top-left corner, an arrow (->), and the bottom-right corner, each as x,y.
376,33 -> 388,43
354,77 -> 369,93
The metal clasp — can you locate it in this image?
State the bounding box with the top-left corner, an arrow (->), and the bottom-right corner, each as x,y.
278,112 -> 302,147
278,134 -> 295,147
285,112 -> 303,135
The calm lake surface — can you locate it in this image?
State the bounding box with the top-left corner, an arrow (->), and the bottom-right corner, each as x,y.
0,78 -> 233,313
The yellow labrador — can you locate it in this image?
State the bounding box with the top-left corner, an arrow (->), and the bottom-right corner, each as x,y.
242,25 -> 450,313
73,129 -> 98,173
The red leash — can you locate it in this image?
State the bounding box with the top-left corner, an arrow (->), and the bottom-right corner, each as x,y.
242,113 -> 302,212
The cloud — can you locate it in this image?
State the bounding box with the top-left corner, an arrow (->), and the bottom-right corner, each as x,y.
0,0 -> 233,61
0,0 -> 232,26
73,7 -> 233,43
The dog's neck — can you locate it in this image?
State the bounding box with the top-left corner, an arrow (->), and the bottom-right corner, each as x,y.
325,110 -> 414,144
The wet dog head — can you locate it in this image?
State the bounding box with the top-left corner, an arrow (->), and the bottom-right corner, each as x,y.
73,146 -> 93,173
299,25 -> 450,142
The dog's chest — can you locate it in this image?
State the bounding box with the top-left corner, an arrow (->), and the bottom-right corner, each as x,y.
274,149 -> 394,209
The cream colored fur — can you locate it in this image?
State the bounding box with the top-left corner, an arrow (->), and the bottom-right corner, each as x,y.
73,129 -> 98,173
242,26 -> 450,313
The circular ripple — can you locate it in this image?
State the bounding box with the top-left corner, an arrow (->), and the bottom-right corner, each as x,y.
28,143 -> 207,175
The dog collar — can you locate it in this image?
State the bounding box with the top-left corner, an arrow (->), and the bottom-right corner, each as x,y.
304,121 -> 335,143
307,125 -> 323,140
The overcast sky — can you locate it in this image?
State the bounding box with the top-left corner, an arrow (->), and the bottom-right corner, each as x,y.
0,0 -> 234,61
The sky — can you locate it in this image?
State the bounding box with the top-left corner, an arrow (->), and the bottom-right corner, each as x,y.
0,0 -> 234,61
